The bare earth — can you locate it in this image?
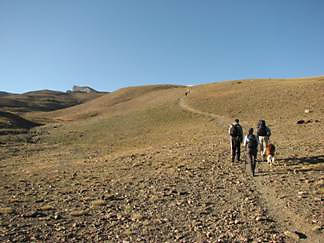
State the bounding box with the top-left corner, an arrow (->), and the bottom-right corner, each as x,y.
0,79 -> 323,242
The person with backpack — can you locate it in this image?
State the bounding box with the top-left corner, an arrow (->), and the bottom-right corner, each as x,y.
256,120 -> 271,161
228,119 -> 243,163
243,128 -> 259,176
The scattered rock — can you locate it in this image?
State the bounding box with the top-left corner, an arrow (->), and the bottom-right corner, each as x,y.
304,109 -> 311,113
315,179 -> 324,187
0,207 -> 15,214
284,230 -> 300,240
70,209 -> 89,217
54,212 -> 62,220
23,210 -> 47,218
255,216 -> 266,222
312,225 -> 322,233
131,212 -> 143,221
91,199 -> 106,208
294,231 -> 307,239
39,205 -> 54,211
296,120 -> 305,124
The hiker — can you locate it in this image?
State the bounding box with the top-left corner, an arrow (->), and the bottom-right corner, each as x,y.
229,119 -> 243,162
256,120 -> 271,161
185,88 -> 190,96
244,128 -> 259,176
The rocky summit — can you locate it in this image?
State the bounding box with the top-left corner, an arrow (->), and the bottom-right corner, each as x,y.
72,85 -> 98,93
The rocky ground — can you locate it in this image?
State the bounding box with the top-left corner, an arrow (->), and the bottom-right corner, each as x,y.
0,140 -> 285,242
0,137 -> 323,242
0,90 -> 323,242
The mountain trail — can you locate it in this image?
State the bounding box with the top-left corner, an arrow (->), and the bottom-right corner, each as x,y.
179,94 -> 323,242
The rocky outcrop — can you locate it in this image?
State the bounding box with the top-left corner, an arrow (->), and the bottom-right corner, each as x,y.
72,85 -> 98,93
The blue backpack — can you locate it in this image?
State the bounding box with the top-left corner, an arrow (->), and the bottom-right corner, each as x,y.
247,134 -> 258,149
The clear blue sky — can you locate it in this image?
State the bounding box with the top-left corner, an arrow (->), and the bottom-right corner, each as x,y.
1,0 -> 323,93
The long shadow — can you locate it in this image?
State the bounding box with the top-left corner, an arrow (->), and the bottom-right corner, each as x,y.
277,155 -> 324,165
0,111 -> 42,129
252,155 -> 324,177
255,170 -> 288,177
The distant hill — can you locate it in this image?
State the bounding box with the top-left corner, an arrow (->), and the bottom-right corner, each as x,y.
0,89 -> 104,113
23,89 -> 67,96
0,91 -> 11,96
50,84 -> 184,121
38,77 -> 323,154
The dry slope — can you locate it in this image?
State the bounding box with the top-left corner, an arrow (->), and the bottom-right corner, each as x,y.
0,79 -> 323,242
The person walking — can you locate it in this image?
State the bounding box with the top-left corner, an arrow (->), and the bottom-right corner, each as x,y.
244,128 -> 259,176
229,119 -> 243,163
256,120 -> 271,161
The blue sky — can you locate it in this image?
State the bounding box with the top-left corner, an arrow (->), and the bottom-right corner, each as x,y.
1,0 -> 323,93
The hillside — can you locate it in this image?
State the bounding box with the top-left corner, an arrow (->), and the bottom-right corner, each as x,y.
0,111 -> 41,129
0,89 -> 105,113
0,78 -> 323,242
0,91 -> 11,96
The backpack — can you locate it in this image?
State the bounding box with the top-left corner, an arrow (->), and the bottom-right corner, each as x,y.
257,125 -> 267,136
230,124 -> 239,137
247,134 -> 258,149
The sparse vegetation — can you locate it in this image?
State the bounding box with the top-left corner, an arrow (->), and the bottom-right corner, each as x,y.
0,79 -> 323,242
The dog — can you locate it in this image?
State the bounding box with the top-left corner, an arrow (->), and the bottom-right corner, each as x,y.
266,143 -> 276,166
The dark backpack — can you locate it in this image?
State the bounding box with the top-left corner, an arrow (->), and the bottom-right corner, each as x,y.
257,125 -> 267,136
247,134 -> 258,149
230,124 -> 239,137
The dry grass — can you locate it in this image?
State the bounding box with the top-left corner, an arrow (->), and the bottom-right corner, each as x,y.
4,79 -> 323,170
1,77 -> 323,241
186,77 -> 324,164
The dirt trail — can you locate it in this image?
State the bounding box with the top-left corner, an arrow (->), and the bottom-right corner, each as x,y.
179,95 -> 323,242
179,97 -> 231,127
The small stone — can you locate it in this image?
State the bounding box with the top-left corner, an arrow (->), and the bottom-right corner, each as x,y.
312,225 -> 322,233
284,231 -> 300,240
24,210 -> 47,218
131,212 -> 143,221
0,207 -> 15,214
39,205 -> 54,211
54,213 -> 62,220
70,209 -> 89,217
91,199 -> 106,208
296,120 -> 305,124
256,216 -> 265,222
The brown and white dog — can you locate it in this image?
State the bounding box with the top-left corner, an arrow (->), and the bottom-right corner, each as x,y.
266,143 -> 276,166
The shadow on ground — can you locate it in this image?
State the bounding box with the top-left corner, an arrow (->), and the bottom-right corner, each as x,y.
278,155 -> 324,165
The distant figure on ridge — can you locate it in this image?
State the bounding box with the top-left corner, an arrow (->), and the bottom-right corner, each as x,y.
244,128 -> 259,176
229,119 -> 243,163
256,120 -> 271,161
